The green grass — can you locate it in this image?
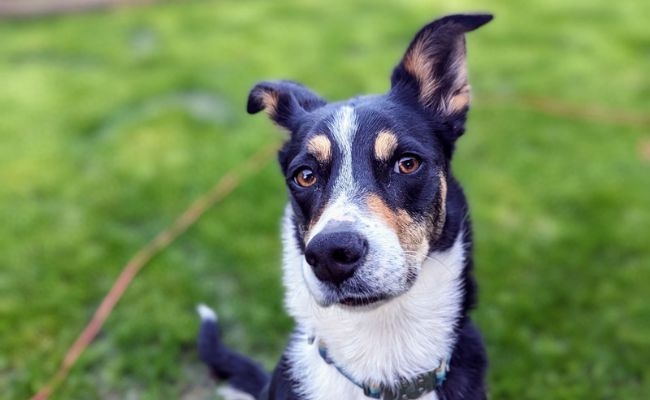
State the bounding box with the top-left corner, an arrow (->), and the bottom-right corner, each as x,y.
1,0 -> 649,398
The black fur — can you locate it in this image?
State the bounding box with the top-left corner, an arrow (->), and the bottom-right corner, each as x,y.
197,315 -> 269,397
247,81 -> 327,130
198,13 -> 493,399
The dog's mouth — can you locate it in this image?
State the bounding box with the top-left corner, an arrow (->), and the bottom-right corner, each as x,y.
338,294 -> 389,307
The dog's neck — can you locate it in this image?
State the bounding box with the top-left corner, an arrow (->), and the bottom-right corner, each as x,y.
281,206 -> 467,387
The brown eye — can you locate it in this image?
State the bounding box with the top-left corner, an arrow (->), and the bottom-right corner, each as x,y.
394,155 -> 421,174
294,168 -> 317,188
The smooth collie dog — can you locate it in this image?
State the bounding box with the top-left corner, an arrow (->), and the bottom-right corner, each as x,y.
198,13 -> 493,400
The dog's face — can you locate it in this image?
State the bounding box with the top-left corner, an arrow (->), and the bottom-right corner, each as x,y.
248,14 -> 492,308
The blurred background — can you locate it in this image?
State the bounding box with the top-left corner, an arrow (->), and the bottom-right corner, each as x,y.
1,0 -> 648,398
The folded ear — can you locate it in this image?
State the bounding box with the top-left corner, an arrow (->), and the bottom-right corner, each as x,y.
390,13 -> 492,125
247,80 -> 327,131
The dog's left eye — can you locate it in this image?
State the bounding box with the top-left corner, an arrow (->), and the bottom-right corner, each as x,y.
293,168 -> 317,188
394,155 -> 421,175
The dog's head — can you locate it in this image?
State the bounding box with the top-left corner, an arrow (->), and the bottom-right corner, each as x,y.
248,14 -> 492,308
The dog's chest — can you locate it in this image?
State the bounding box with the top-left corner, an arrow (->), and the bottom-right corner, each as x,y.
289,338 -> 439,400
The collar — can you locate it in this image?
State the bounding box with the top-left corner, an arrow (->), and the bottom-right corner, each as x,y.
308,336 -> 450,400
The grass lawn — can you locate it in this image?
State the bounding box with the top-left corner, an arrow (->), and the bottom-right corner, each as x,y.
1,0 -> 649,398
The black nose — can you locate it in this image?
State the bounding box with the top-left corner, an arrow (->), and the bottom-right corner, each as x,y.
304,229 -> 368,285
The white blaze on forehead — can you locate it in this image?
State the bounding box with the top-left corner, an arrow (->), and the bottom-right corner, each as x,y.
307,106 -> 360,243
329,106 -> 357,196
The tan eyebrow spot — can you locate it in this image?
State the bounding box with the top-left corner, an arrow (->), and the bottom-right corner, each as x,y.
374,130 -> 398,162
307,134 -> 332,163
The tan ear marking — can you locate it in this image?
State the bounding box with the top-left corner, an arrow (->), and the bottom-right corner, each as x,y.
440,43 -> 470,114
403,32 -> 471,114
259,90 -> 279,116
374,130 -> 399,162
307,134 -> 332,163
403,38 -> 440,108
445,84 -> 471,115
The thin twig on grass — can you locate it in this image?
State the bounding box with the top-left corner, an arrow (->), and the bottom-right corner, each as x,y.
30,141 -> 279,400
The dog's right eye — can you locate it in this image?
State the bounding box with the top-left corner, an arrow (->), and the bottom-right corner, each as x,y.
293,168 -> 317,188
394,154 -> 421,175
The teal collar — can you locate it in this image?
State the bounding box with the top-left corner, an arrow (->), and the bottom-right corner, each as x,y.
309,336 -> 450,400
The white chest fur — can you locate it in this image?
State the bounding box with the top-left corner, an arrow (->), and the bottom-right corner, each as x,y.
288,334 -> 440,400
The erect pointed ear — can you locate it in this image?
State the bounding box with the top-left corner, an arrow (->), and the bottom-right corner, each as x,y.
247,80 -> 327,131
390,13 -> 492,119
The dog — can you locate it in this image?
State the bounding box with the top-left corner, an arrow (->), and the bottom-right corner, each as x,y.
197,13 -> 493,400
